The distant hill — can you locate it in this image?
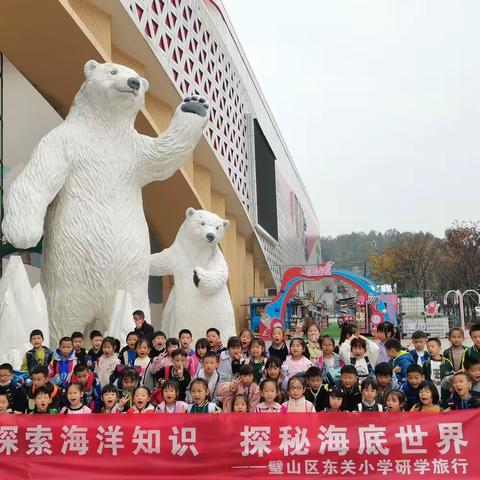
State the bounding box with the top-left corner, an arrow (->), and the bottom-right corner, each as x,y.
321,223 -> 480,301
321,230 -> 401,272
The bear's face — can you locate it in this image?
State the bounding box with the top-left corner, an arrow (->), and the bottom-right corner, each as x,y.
184,208 -> 229,246
82,60 -> 149,114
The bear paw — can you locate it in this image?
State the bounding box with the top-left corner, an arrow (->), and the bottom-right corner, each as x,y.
181,96 -> 209,118
193,269 -> 200,287
193,267 -> 209,287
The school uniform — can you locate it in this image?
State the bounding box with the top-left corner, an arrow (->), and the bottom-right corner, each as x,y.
409,349 -> 429,366
250,358 -> 265,384
74,348 -> 90,366
443,345 -> 467,372
188,401 -> 221,413
48,349 -> 77,389
305,384 -> 328,412
268,343 -> 289,364
340,384 -> 361,412
356,400 -> 383,412
400,382 -> 421,411
445,391 -> 480,410
87,348 -> 102,366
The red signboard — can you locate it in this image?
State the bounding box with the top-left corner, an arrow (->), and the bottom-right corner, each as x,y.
0,410 -> 478,479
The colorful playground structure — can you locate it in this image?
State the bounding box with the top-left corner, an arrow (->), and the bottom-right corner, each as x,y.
258,262 -> 398,339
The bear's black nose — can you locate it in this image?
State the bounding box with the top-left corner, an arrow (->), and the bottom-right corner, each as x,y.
206,233 -> 215,242
127,77 -> 140,90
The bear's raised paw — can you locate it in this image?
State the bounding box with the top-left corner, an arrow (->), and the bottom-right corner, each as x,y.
181,96 -> 209,118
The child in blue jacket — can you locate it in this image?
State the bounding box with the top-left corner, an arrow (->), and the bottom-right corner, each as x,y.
385,339 -> 415,384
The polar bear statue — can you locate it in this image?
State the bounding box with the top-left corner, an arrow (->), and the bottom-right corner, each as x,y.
150,208 -> 236,341
2,60 -> 208,344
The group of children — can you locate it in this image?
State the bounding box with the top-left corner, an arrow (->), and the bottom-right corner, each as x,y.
1,314 -> 480,415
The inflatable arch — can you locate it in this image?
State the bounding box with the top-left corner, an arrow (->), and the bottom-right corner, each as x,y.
260,262 -> 397,338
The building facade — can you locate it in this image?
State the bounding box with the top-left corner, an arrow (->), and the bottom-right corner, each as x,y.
0,0 -> 320,332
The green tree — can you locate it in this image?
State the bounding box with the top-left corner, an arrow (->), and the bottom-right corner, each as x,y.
368,232 -> 441,295
437,221 -> 480,291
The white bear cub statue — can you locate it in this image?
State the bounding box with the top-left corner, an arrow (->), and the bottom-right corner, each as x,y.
2,60 -> 208,345
150,208 -> 236,341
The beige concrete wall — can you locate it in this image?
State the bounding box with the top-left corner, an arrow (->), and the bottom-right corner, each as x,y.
236,233 -> 248,330
254,267 -> 265,297
68,0 -> 112,57
111,45 -> 145,77
246,251 -> 254,298
150,303 -> 164,331
183,156 -> 194,182
223,214 -> 240,332
193,163 -> 212,210
145,93 -> 172,132
211,190 -> 226,219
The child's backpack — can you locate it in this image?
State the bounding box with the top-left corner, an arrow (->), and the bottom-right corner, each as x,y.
110,364 -> 142,384
150,367 -> 171,407
350,356 -> 373,381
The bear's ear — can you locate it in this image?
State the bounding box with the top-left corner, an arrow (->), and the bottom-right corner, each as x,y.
186,207 -> 196,218
223,219 -> 230,229
84,59 -> 99,78
141,78 -> 149,92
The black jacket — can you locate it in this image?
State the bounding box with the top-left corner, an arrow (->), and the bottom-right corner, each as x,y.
156,366 -> 191,401
87,348 -> 102,365
134,322 -> 155,342
445,391 -> 480,410
149,347 -> 166,359
268,343 -> 289,364
0,381 -> 27,413
340,384 -> 361,412
305,384 -> 329,412
24,346 -> 53,374
74,348 -> 91,366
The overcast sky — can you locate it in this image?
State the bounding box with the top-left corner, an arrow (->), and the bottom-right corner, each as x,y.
223,0 -> 480,238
